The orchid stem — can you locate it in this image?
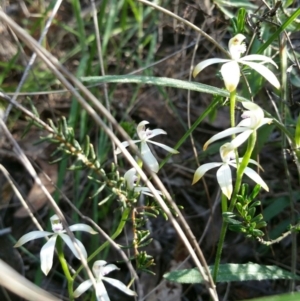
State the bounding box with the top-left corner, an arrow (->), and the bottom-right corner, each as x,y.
229,90 -> 236,128
229,131 -> 257,211
212,193 -> 228,282
213,131 -> 257,282
56,236 -> 74,301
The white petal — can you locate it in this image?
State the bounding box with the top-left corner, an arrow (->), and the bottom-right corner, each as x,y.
237,118 -> 254,128
216,164 -> 233,199
147,140 -> 179,154
103,277 -> 137,296
239,54 -> 278,68
243,167 -> 269,191
240,101 -> 264,127
137,121 -> 149,136
73,280 -> 93,298
221,61 -> 240,92
193,58 -> 230,77
146,128 -> 166,139
203,127 -> 247,150
101,264 -> 120,276
229,34 -> 246,59
69,224 -> 97,234
96,280 -> 110,301
193,162 -> 222,184
59,233 -> 87,259
124,168 -> 137,189
240,61 -> 280,89
248,158 -> 264,171
14,231 -> 53,247
134,187 -> 163,196
220,142 -> 236,162
241,101 -> 260,111
115,141 -> 140,155
40,235 -> 57,275
230,130 -> 253,148
93,260 -> 108,276
141,142 -> 159,173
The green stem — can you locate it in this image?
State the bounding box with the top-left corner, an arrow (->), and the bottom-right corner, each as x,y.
56,236 -> 74,301
212,193 -> 228,282
73,208 -> 131,278
213,131 -> 257,282
229,90 -> 236,128
229,131 -> 257,211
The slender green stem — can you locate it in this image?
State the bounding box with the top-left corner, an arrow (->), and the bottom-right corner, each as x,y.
229,131 -> 257,211
212,193 -> 228,282
213,131 -> 257,282
229,90 -> 236,128
221,192 -> 227,214
56,236 -> 74,301
73,208 -> 131,278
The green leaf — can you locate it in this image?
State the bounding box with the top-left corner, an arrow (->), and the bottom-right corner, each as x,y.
241,292 -> 300,301
295,114 -> 300,148
80,75 -> 249,102
163,263 -> 299,284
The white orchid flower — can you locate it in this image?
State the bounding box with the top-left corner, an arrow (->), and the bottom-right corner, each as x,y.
193,143 -> 268,199
14,214 -> 97,275
203,102 -> 273,151
124,168 -> 162,197
116,120 -> 179,173
74,260 -> 136,301
193,33 -> 280,91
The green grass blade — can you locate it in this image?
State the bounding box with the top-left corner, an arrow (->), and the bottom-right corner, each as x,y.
257,8 -> 300,54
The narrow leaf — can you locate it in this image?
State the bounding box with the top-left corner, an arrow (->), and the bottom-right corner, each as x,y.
164,263 -> 300,284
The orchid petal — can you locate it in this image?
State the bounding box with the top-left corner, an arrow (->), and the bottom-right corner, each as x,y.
40,235 -> 57,275
141,141 -> 159,173
115,140 -> 140,155
240,101 -> 264,127
146,128 -> 166,139
59,233 -> 87,259
216,164 -> 233,199
137,121 -> 149,135
258,118 -> 273,127
243,167 -> 269,192
230,130 -> 253,149
221,61 -> 240,92
69,224 -> 97,234
229,158 -> 264,170
237,118 -> 255,128
193,162 -> 222,184
147,140 -> 179,154
241,61 -> 280,89
74,280 -> 93,298
239,54 -> 278,67
124,168 -> 137,189
229,34 -> 246,59
102,277 -> 137,296
193,58 -> 230,77
203,127 -> 247,150
93,260 -> 108,276
101,264 -> 120,276
95,280 -> 110,301
241,101 -> 261,111
220,142 -> 236,162
14,231 -> 53,247
248,158 -> 264,170
134,186 -> 163,196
